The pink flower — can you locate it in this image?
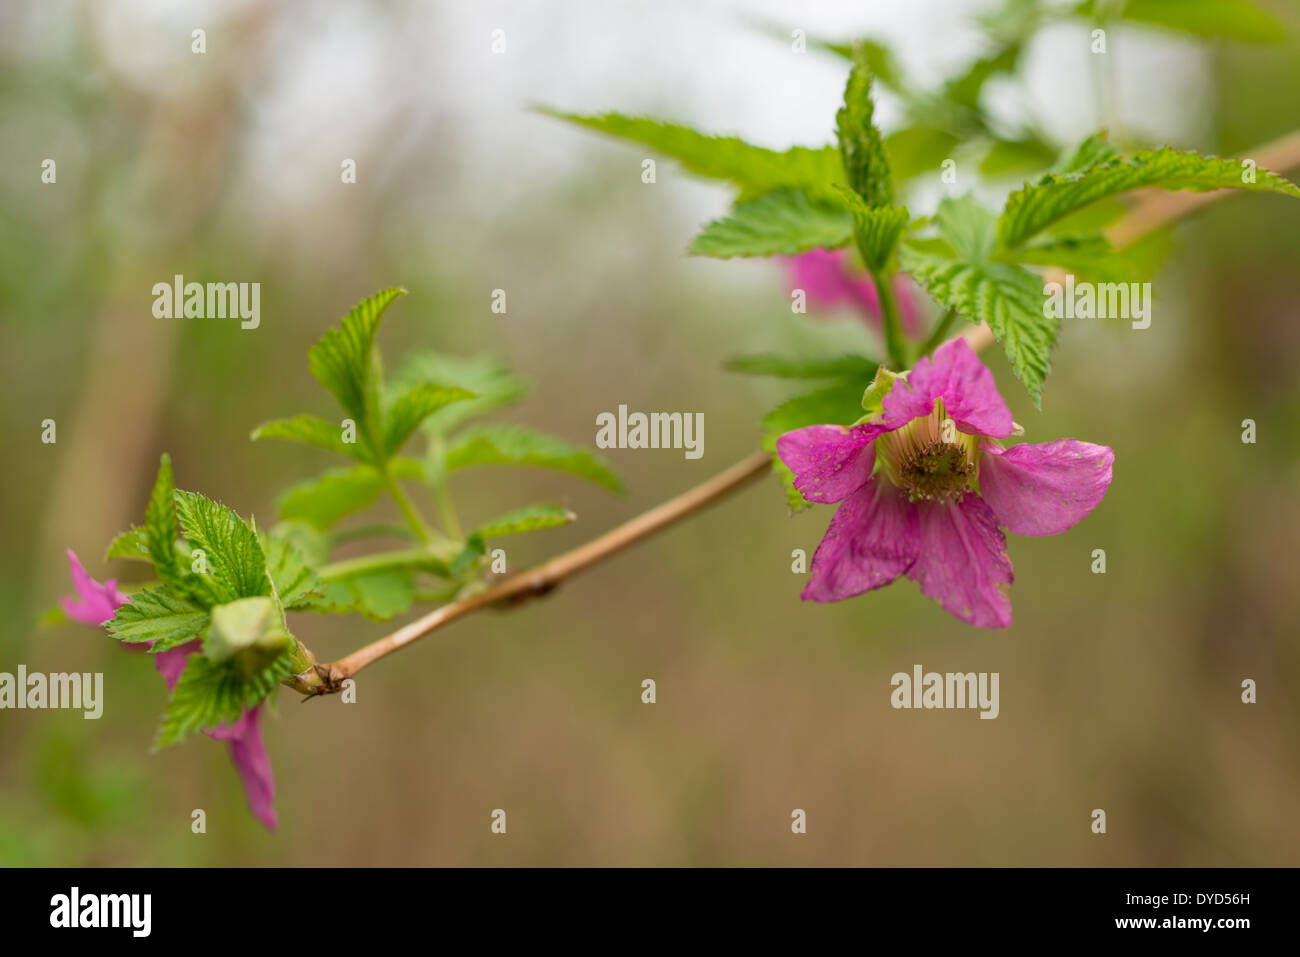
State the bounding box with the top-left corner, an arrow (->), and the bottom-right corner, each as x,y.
776,339 -> 1113,627
61,550 -> 127,626
781,248 -> 922,336
60,552 -> 278,829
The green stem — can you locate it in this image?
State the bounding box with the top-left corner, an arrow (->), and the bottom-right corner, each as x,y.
871,268 -> 908,370
329,523 -> 416,545
917,309 -> 959,360
433,473 -> 463,540
318,546 -> 452,582
382,469 -> 435,544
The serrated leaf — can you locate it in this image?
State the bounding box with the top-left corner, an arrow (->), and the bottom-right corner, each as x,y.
443,424 -> 623,492
250,414 -> 370,463
1006,233 -> 1143,283
835,187 -> 909,271
107,587 -> 210,652
106,526 -> 149,562
263,537 -> 322,611
886,127 -> 963,182
473,503 -> 576,539
689,189 -> 853,259
542,110 -> 844,201
144,454 -> 184,586
836,45 -> 894,207
382,383 -> 476,457
760,379 -> 874,511
277,465 -> 384,528
346,572 -> 415,621
999,147 -> 1300,248
268,520 -> 331,567
979,136 -> 1061,177
935,194 -> 997,263
394,352 -> 529,434
900,244 -> 1056,404
155,650 -> 290,749
725,354 -> 879,380
307,288 -> 407,452
1053,131 -> 1120,175
173,490 -> 270,604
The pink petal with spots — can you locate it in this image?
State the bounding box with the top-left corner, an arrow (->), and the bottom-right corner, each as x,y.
802,478 -> 920,602
777,424 -> 883,504
882,338 -> 1014,438
979,439 -> 1114,536
906,495 -> 1014,628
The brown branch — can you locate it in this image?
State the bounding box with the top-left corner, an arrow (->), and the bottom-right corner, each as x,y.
296,450 -> 773,693
296,128 -> 1300,696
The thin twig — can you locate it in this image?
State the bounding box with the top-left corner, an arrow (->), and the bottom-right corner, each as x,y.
298,129 -> 1300,695
299,451 -> 773,692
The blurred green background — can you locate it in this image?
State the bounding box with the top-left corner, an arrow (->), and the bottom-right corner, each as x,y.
1,0 -> 1297,866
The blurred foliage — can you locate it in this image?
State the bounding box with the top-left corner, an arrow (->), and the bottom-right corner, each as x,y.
0,0 -> 1298,865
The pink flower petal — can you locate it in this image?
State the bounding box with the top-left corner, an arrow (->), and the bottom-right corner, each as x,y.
154,640 -> 201,692
803,478 -> 920,602
783,248 -> 863,310
979,439 -> 1114,536
882,338 -> 1014,438
61,549 -> 128,626
906,495 -> 1013,628
210,705 -> 277,831
777,424 -> 883,504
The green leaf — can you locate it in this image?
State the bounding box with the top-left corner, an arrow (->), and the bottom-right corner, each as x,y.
473,503 -> 576,539
979,136 -> 1061,177
144,454 -> 184,586
106,587 -> 209,652
263,537 -> 322,611
345,572 -> 415,621
382,383 -> 475,457
105,526 -> 149,562
204,597 -> 295,677
886,127 -> 962,182
836,45 -> 894,207
155,650 -> 291,749
394,353 -> 529,434
725,354 -> 879,380
268,520 -> 331,567
250,414 -> 370,463
835,187 -> 909,272
943,43 -> 1024,112
277,465 -> 385,528
443,424 -> 623,492
935,194 -> 997,263
689,189 -> 852,259
307,287 -> 407,444
860,365 -> 905,418
999,147 -> 1300,248
1053,131 -> 1120,175
761,379 -> 874,511
173,490 -> 270,604
1078,0 -> 1285,43
541,110 -> 843,200
1005,233 -> 1139,283
900,244 -> 1056,404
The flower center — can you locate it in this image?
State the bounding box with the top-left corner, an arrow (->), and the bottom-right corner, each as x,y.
874,400 -> 978,503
